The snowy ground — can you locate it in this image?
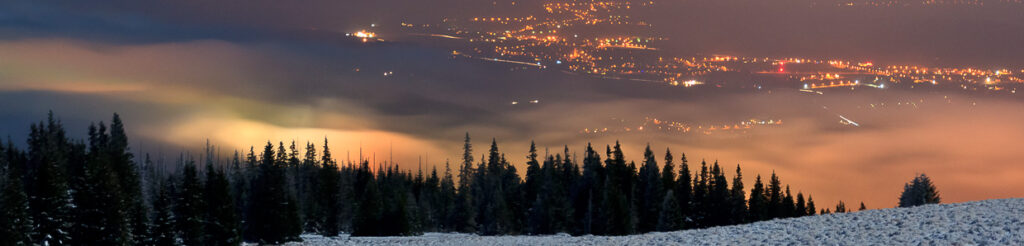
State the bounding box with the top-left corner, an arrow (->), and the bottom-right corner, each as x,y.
286,198 -> 1024,245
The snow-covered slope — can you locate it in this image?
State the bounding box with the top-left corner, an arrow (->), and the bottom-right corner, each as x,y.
289,198 -> 1024,245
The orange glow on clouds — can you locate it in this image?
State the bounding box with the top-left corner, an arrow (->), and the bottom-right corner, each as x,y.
146,113 -> 451,167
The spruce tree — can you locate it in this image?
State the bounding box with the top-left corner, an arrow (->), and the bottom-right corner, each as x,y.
71,123 -> 130,245
351,161 -> 384,236
300,142 -> 320,232
245,142 -> 302,243
452,133 -> 477,233
806,196 -> 817,216
602,142 -> 635,235
674,153 -> 692,229
109,114 -> 149,242
898,174 -> 941,207
656,191 -> 682,231
729,165 -> 747,224
691,160 -> 709,227
318,139 -> 341,236
523,142 -> 543,234
747,175 -> 768,221
284,149 -> 305,240
766,172 -> 783,219
177,159 -> 206,245
418,165 -> 440,232
661,149 -> 675,197
706,162 -> 730,226
150,177 -> 177,246
782,186 -> 796,218
231,149 -> 252,227
502,154 -> 525,234
795,193 -> 807,217
524,141 -> 541,213
578,143 -> 604,235
438,161 -> 457,232
205,165 -> 240,246
0,149 -> 34,246
636,145 -> 662,233
835,201 -> 847,213
26,115 -> 73,245
478,139 -> 511,235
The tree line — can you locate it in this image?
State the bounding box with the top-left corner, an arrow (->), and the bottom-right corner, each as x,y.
0,113 -> 867,245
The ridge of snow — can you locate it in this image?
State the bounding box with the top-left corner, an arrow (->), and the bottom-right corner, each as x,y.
283,198 -> 1024,245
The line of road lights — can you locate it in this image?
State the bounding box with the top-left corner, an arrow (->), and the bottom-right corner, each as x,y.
511,99 -> 540,105
804,80 -> 885,90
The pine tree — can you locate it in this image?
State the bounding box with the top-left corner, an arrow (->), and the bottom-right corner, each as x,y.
300,142 -> 320,233
859,202 -> 867,211
501,154 -> 525,234
656,191 -> 682,231
661,149 -> 675,198
766,172 -> 783,219
806,196 -> 817,216
109,114 -> 149,242
286,145 -> 305,240
177,159 -> 206,245
835,201 -> 847,213
205,165 -> 240,246
636,145 -> 662,233
0,147 -> 34,246
795,193 -> 807,217
351,161 -> 384,236
674,153 -> 692,229
245,142 -> 302,243
231,149 -> 253,228
439,161 -> 457,232
898,174 -> 941,207
452,133 -> 477,233
706,161 -> 730,227
729,165 -> 747,224
524,142 -> 543,234
747,175 -> 768,221
337,161 -> 356,232
578,143 -> 604,235
524,141 -> 541,212
71,123 -> 130,245
150,178 -> 177,246
26,115 -> 73,245
376,165 -> 415,236
602,142 -> 635,235
691,160 -> 709,227
478,139 -> 511,235
782,186 -> 796,218
318,139 -> 341,236
420,165 -> 438,231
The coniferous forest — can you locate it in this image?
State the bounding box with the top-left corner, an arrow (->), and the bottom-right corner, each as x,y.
0,113 -> 862,245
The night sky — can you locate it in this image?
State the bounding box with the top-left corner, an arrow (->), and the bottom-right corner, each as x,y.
2,0 -> 1024,208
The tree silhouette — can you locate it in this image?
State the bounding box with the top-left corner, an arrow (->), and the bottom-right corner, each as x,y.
898,174 -> 941,207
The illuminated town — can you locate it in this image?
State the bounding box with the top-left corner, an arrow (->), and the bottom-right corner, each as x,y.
370,0 -> 1024,99
332,0 -> 1024,138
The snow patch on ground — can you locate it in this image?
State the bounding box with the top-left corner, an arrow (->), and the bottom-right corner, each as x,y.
285,198 -> 1024,245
